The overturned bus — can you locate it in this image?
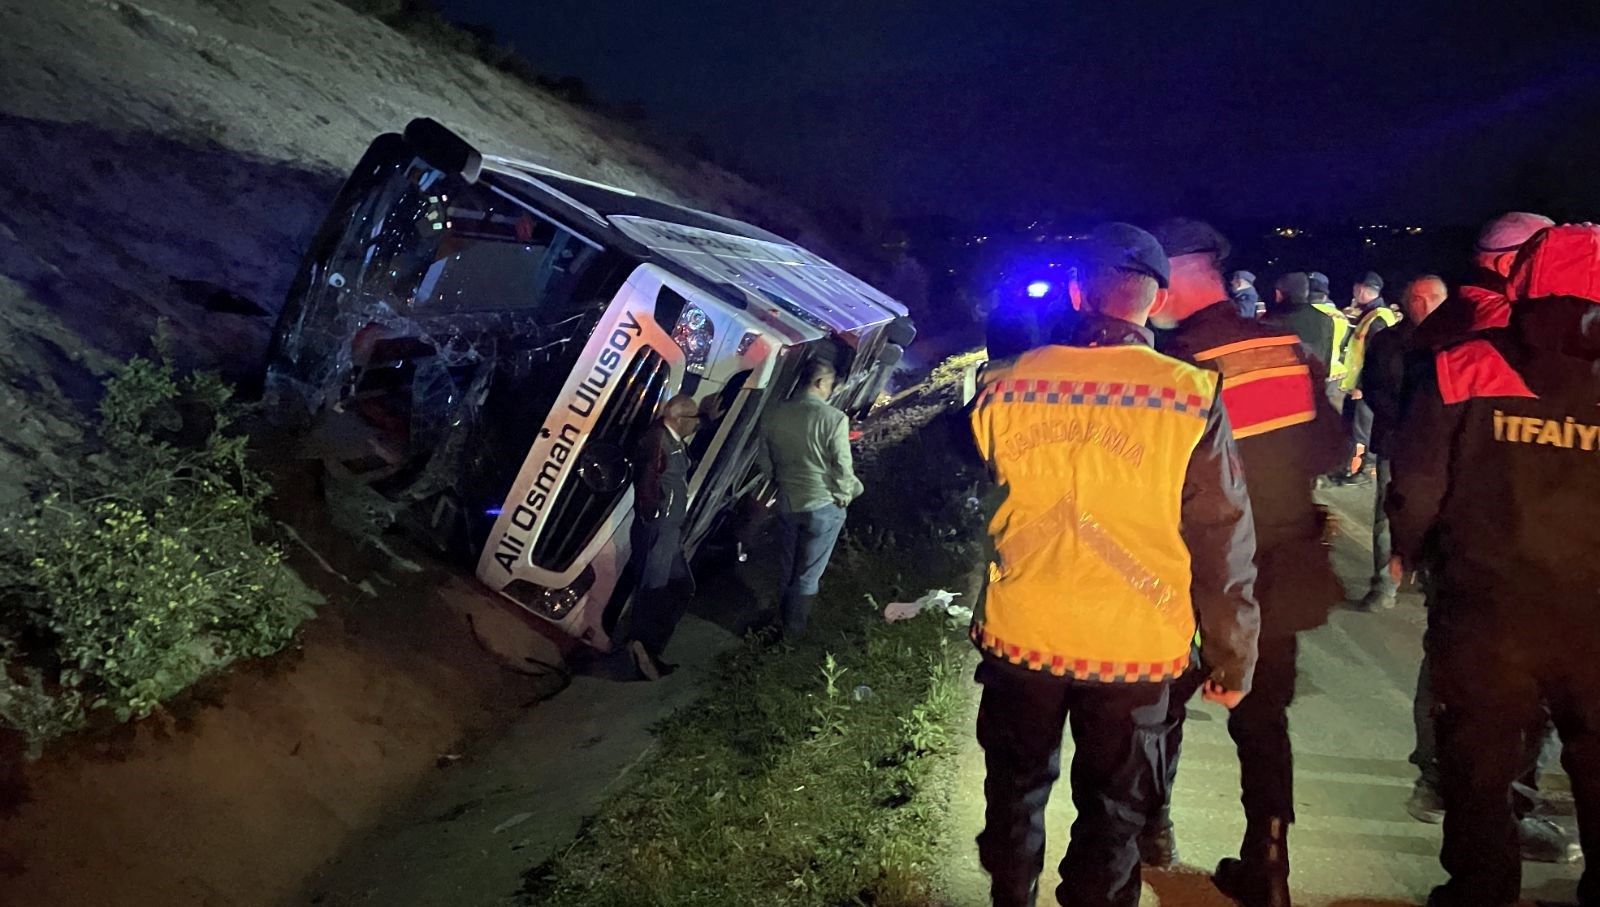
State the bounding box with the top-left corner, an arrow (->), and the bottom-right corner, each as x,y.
266,119 -> 913,649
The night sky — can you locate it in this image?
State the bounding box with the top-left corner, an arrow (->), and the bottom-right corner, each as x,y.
441,0 -> 1600,225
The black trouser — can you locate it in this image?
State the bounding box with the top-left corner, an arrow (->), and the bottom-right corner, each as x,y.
1411,640 -> 1552,815
1149,660 -> 1206,825
627,515 -> 691,658
975,658 -> 1171,907
1430,612 -> 1600,907
1152,635 -> 1300,831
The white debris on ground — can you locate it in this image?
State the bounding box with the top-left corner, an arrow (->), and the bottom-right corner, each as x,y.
884,589 -> 972,625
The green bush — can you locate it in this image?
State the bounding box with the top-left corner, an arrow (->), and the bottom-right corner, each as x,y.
0,352 -> 316,756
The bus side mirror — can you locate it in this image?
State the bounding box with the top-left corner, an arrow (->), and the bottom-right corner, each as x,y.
404,118 -> 483,184
885,316 -> 917,348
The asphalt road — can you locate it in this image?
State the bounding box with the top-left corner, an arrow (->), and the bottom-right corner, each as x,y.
939,479 -> 1583,907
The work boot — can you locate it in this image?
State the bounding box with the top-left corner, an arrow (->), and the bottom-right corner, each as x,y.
1360,587 -> 1397,610
1406,780 -> 1445,824
1519,815 -> 1581,864
1214,818 -> 1292,907
629,640 -> 661,681
1138,818 -> 1180,868
990,878 -> 1038,907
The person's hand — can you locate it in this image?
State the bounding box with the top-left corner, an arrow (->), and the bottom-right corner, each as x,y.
1389,555 -> 1405,587
1201,679 -> 1246,710
1350,388 -> 1364,400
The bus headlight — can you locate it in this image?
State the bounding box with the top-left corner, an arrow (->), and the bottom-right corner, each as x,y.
671,304 -> 714,374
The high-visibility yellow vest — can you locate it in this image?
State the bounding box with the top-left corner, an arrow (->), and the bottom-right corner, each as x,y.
1311,302 -> 1352,381
969,344 -> 1218,681
1340,306 -> 1402,392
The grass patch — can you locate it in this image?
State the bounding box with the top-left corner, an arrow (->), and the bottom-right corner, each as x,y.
522,533 -> 978,906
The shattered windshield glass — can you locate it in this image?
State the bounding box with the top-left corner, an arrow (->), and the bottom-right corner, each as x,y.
268,150 -> 614,552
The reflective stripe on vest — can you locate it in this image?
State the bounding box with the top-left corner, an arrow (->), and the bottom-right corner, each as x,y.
1435,339 -> 1536,404
1311,302 -> 1351,378
1341,306 -> 1402,391
1192,334 -> 1318,440
970,344 -> 1216,680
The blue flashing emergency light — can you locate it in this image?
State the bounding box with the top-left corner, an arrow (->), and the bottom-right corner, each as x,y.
1025,280 -> 1052,298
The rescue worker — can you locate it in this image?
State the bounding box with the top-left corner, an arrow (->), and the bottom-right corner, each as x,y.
1230,270 -> 1261,319
1143,219 -> 1344,907
627,394 -> 706,680
1388,223 -> 1600,907
1339,272 -> 1398,398
969,222 -> 1260,907
1396,215 -> 1576,863
1350,275 -> 1447,611
1308,272 -> 1353,396
1338,272 -> 1399,483
756,358 -> 863,639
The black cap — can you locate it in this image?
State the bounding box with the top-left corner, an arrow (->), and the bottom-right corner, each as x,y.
1152,218 -> 1232,262
1359,271 -> 1385,291
1307,271 -> 1330,294
1231,270 -> 1256,285
1083,222 -> 1170,289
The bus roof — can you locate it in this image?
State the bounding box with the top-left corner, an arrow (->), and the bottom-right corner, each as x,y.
478,154 -> 908,336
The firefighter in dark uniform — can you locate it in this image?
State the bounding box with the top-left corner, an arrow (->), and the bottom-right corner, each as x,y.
1141,220 -> 1345,907
1395,216 -> 1576,863
1388,223 -> 1600,907
969,223 -> 1261,907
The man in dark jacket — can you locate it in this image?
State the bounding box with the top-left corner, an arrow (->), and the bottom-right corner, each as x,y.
1264,272 -> 1335,373
1143,220 -> 1344,907
1388,226 -> 1600,907
626,393 -> 704,680
1350,275 -> 1446,611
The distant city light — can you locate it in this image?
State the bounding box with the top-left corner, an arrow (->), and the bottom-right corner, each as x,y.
1026,281 -> 1052,298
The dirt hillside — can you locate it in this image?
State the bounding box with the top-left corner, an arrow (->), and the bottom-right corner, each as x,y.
0,1 -> 868,905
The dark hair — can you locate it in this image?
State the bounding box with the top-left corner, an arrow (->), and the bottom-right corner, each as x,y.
1080,265 -> 1158,317
1274,272 -> 1310,306
801,358 -> 837,386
